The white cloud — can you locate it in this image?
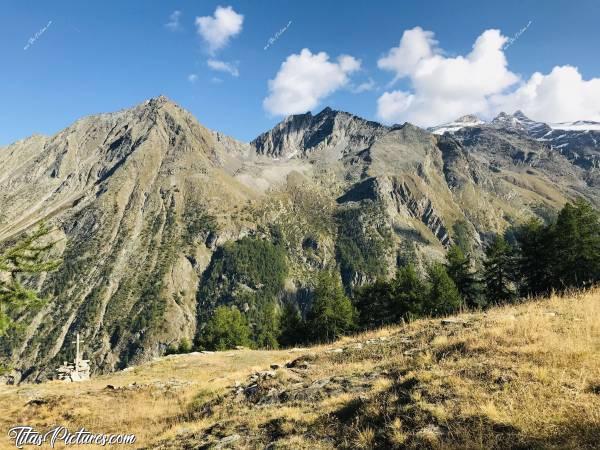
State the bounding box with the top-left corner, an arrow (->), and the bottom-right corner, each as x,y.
207,59 -> 239,77
195,6 -> 243,54
263,49 -> 361,116
165,10 -> 182,32
377,91 -> 414,120
376,27 -> 600,125
351,78 -> 376,93
491,66 -> 600,123
377,27 -> 437,81
187,74 -> 198,83
376,28 -> 518,126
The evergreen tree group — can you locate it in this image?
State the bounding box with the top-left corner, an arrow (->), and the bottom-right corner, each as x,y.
517,198 -> 600,295
191,199 -> 600,352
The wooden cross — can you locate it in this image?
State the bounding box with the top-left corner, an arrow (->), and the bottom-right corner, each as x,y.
71,333 -> 84,370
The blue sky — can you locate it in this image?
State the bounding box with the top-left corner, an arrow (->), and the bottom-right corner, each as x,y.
2,0 -> 600,146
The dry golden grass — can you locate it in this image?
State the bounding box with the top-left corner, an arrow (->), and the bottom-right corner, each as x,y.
1,289 -> 599,449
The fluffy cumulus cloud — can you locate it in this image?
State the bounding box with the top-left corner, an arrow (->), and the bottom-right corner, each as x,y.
195,6 -> 244,54
264,49 -> 361,116
490,66 -> 600,123
376,27 -> 600,125
207,59 -> 239,77
376,27 -> 518,126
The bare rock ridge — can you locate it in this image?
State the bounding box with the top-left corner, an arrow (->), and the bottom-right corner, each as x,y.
251,107 -> 388,159
0,96 -> 598,382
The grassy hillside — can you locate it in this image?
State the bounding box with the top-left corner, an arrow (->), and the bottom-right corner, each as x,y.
1,289 -> 599,449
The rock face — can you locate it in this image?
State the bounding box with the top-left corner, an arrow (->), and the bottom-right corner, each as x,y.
0,98 -> 598,382
252,107 -> 387,159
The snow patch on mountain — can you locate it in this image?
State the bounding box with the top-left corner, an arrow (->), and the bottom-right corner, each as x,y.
428,114 -> 485,135
549,121 -> 600,131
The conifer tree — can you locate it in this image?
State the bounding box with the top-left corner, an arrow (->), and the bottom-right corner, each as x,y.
424,262 -> 463,316
483,236 -> 517,304
515,218 -> 554,296
445,245 -> 482,308
0,223 -> 60,336
279,301 -> 305,347
307,271 -> 356,343
392,263 -> 427,320
354,279 -> 395,328
553,198 -> 600,288
253,300 -> 281,349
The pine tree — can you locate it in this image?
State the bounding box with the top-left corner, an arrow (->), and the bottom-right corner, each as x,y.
279,302 -> 305,347
483,235 -> 517,304
198,305 -> 253,350
424,262 -> 463,316
452,220 -> 474,254
515,218 -> 555,296
391,263 -> 427,320
307,271 -> 356,343
354,279 -> 395,328
0,223 -> 60,336
253,300 -> 281,349
445,245 -> 482,308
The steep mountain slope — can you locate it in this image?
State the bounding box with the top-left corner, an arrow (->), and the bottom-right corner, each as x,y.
0,99 -> 598,382
0,97 -> 268,382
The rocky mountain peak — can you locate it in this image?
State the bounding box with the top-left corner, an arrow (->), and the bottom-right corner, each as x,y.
252,107 -> 388,159
490,110 -> 550,136
512,110 -> 530,120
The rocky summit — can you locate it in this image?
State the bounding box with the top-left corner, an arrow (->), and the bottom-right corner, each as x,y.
0,97 -> 598,382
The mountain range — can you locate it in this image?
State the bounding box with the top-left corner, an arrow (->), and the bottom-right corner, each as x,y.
430,110 -> 600,170
1,96 -> 599,383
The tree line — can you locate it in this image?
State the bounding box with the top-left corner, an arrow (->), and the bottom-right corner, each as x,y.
194,198 -> 600,351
